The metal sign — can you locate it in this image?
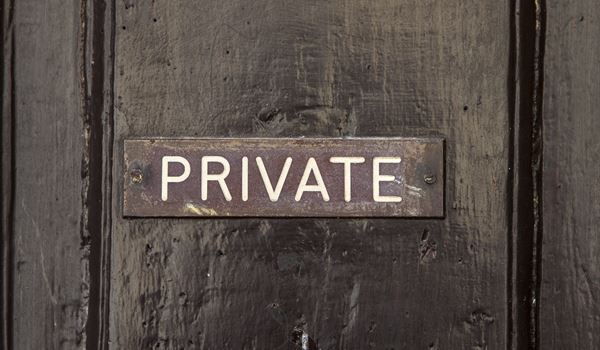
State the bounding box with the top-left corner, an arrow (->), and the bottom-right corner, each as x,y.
123,138 -> 444,217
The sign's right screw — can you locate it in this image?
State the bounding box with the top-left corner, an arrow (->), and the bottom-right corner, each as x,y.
131,169 -> 144,184
424,174 -> 437,185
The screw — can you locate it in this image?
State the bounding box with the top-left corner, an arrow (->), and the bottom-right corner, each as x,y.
424,174 -> 436,185
131,169 -> 143,184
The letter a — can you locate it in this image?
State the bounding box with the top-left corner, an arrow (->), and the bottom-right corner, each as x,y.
295,158 -> 330,202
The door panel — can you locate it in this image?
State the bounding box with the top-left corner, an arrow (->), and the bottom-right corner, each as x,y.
541,0 -> 600,348
13,0 -> 600,349
112,1 -> 509,348
5,1 -> 85,348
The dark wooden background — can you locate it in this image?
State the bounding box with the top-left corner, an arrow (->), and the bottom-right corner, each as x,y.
1,0 -> 598,349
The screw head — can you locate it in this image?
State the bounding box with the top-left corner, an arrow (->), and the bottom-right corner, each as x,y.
424,174 -> 436,185
131,169 -> 143,184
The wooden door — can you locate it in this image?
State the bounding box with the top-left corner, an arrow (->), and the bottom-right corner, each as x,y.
1,0 -> 598,349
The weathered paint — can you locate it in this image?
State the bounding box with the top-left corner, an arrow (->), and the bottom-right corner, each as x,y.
5,0 -> 599,349
111,0 -> 511,348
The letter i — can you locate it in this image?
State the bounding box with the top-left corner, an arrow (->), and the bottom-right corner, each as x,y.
242,156 -> 248,201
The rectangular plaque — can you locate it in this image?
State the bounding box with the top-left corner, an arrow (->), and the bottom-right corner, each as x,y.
123,138 -> 444,217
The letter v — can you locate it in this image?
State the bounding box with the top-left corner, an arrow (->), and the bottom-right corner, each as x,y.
256,157 -> 292,202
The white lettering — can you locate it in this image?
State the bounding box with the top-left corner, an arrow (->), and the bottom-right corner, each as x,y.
242,156 -> 249,201
256,157 -> 293,202
161,156 -> 191,201
201,156 -> 232,201
329,157 -> 365,202
295,157 -> 330,202
373,157 -> 402,202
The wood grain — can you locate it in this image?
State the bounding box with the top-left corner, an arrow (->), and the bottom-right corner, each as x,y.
112,0 -> 511,348
540,0 -> 600,348
8,0 -> 88,348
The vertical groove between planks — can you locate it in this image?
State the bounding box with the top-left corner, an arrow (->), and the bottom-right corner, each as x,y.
78,0 -> 92,346
100,0 -> 116,347
82,0 -> 115,349
509,0 -> 546,349
1,0 -> 15,348
531,0 -> 545,346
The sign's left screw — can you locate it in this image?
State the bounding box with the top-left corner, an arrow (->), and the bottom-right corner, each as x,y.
131,169 -> 143,184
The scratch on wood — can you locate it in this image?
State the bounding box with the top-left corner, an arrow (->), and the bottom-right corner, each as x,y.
20,199 -> 57,305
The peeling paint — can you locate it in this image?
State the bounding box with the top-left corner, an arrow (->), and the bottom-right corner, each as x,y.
302,331 -> 309,350
184,203 -> 218,216
406,184 -> 424,198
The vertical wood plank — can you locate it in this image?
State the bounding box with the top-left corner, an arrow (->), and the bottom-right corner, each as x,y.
541,0 -> 600,348
9,0 -> 88,348
112,1 -> 511,349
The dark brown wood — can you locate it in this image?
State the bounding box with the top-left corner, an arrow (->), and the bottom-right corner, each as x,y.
123,138 -> 445,217
111,0 -> 511,348
6,0 -> 89,348
16,0 -> 600,348
540,0 -> 600,348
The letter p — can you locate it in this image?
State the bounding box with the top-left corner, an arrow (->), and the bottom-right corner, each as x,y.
161,156 -> 191,201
